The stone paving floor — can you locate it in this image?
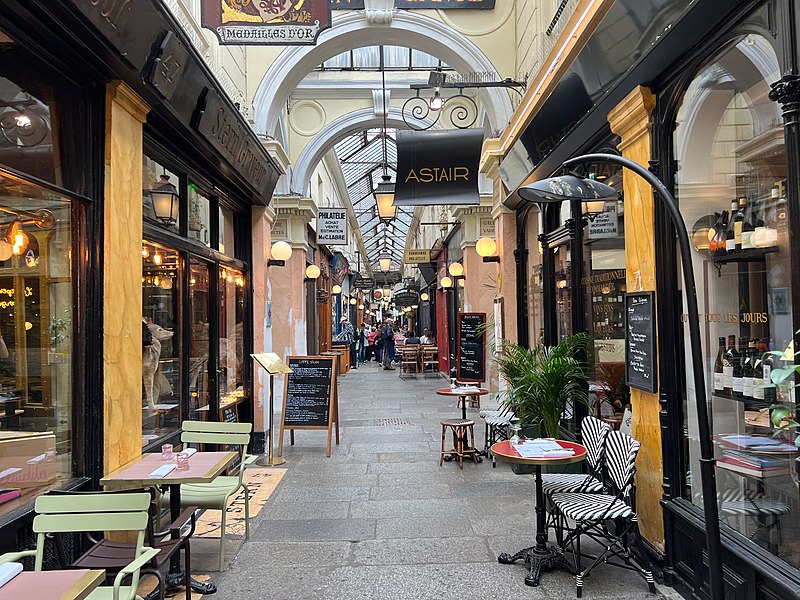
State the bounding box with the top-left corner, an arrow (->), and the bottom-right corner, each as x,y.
213,361 -> 674,600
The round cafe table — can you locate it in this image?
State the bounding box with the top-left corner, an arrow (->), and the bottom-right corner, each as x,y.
491,439 -> 587,587
436,387 -> 489,463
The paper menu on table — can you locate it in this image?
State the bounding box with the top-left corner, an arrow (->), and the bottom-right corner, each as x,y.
456,386 -> 481,393
513,439 -> 573,458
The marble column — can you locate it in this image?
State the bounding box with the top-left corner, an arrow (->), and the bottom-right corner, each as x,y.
103,82 -> 149,474
608,85 -> 664,551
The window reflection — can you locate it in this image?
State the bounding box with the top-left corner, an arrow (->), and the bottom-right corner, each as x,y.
219,267 -> 245,410
187,184 -> 211,247
142,242 -> 180,446
675,35 -> 798,566
189,261 -> 210,421
0,170 -> 73,518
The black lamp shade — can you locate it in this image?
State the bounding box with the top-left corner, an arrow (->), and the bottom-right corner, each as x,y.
150,174 -> 180,225
519,174 -> 617,204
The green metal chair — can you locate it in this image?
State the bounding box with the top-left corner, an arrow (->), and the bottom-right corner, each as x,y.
0,491 -> 159,600
162,420 -> 253,571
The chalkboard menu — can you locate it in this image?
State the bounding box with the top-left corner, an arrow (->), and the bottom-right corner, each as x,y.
282,357 -> 335,427
221,404 -> 238,423
457,312 -> 486,383
625,292 -> 657,393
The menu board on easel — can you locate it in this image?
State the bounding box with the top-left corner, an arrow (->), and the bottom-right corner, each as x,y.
457,312 -> 486,383
278,356 -> 340,457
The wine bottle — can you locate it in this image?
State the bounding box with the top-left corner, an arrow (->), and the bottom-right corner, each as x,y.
725,201 -> 738,252
742,339 -> 756,398
713,336 -> 725,391
741,197 -> 755,250
763,341 -> 777,403
734,197 -> 746,250
732,337 -> 746,396
752,339 -> 767,401
776,180 -> 788,248
723,334 -> 737,391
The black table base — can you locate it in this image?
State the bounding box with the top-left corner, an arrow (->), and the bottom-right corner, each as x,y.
498,463 -> 573,586
166,482 -> 217,595
498,544 -> 573,587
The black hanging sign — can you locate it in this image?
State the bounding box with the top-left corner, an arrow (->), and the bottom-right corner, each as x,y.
353,276 -> 375,290
624,292 -> 657,393
394,129 -> 483,206
278,356 -> 340,457
457,312 -> 486,383
393,289 -> 420,307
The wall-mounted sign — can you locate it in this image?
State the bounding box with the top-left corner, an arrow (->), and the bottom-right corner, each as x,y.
394,128 -> 483,207
587,210 -> 619,239
480,217 -> 495,238
404,249 -> 431,264
271,218 -> 288,240
316,209 -> 348,245
353,276 -> 375,290
331,0 -> 495,8
625,292 -> 657,393
202,0 -> 332,45
193,88 -> 273,195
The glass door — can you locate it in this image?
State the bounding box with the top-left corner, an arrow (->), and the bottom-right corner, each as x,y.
189,259 -> 210,421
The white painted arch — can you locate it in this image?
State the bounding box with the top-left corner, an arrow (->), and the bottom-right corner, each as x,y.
253,11 -> 513,138
291,107 -> 437,195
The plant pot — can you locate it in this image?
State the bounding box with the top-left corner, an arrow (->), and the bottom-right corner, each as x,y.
601,415 -> 624,430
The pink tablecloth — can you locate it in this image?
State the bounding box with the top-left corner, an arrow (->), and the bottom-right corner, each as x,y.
0,569 -> 98,599
109,451 -> 233,482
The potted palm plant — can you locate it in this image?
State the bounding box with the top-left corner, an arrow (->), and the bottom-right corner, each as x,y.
494,333 -> 589,472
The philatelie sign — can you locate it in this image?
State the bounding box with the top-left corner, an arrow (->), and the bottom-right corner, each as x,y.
394,129 -> 483,206
202,0 -> 332,45
317,209 -> 348,245
404,249 -> 431,264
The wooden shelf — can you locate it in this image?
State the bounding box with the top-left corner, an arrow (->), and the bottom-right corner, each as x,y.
708,246 -> 778,265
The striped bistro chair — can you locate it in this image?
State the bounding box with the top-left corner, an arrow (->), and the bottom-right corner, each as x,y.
551,430 -> 655,598
542,416 -> 611,543
718,488 -> 790,552
479,404 -> 515,466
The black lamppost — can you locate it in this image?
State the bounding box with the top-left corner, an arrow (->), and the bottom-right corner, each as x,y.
518,154 -> 724,600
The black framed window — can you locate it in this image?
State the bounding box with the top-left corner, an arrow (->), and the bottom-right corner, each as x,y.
673,33 -> 799,567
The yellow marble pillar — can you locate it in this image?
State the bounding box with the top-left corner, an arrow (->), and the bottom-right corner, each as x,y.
103,82 -> 149,474
608,85 -> 664,551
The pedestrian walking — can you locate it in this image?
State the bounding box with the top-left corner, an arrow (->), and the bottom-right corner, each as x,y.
338,316 -> 357,370
382,319 -> 396,370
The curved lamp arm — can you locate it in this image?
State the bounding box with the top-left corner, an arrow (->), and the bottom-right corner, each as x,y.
563,153 -> 724,600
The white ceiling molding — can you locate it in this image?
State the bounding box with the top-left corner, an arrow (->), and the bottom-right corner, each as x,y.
291,107 -> 437,196
372,89 -> 390,117
365,0 -> 394,25
252,10 -> 512,138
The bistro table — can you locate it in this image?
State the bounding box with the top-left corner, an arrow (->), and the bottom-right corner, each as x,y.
101,450 -> 237,595
0,568 -> 104,600
491,439 -> 587,587
436,387 -> 489,463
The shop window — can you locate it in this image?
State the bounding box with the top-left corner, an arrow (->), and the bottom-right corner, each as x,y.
142,242 -> 181,446
219,267 -> 245,414
142,156 -> 180,234
0,170 -> 74,518
187,184 -> 211,247
674,35 -> 798,566
189,260 -> 210,421
219,206 -> 234,257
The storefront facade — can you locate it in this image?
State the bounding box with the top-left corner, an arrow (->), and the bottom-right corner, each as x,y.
0,0 -> 279,549
499,0 -> 800,598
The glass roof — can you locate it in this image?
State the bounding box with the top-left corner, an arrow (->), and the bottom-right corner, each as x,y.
316,46 -> 451,71
333,129 -> 412,271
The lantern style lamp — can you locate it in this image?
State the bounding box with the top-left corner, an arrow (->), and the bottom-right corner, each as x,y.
420,292 -> 429,302
379,257 -> 392,272
305,264 -> 321,281
6,220 -> 29,256
375,175 -> 397,222
268,240 -> 292,267
332,284 -> 342,294
448,262 -> 464,278
440,276 -> 453,289
149,173 -> 180,226
476,236 -> 500,263
382,287 -> 391,298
